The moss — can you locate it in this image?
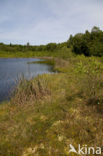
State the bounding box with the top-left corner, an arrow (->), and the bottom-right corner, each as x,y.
0,56 -> 103,155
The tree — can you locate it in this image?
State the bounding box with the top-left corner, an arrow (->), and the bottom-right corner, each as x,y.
27,42 -> 30,47
68,26 -> 103,56
46,43 -> 57,51
91,26 -> 101,33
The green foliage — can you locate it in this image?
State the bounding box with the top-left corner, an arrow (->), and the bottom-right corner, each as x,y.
0,40 -> 72,59
0,26 -> 103,58
46,43 -> 57,51
89,41 -> 103,56
74,56 -> 103,106
1,56 -> 103,155
68,26 -> 103,56
1,27 -> 103,156
75,57 -> 103,74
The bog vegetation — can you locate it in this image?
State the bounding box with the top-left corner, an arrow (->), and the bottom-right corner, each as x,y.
0,26 -> 103,57
0,26 -> 103,156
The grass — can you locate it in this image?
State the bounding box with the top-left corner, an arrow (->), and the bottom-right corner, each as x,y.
27,59 -> 55,66
0,47 -> 73,58
0,55 -> 103,156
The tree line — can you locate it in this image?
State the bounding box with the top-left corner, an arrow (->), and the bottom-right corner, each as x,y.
0,26 -> 103,57
67,26 -> 103,56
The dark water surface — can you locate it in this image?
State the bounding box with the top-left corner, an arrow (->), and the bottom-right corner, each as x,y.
0,58 -> 53,102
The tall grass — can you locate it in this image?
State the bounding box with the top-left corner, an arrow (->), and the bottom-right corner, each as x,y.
11,75 -> 51,105
0,55 -> 103,155
0,47 -> 73,58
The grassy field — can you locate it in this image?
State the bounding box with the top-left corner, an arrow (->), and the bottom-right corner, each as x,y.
0,47 -> 74,59
0,50 -> 51,58
0,53 -> 103,155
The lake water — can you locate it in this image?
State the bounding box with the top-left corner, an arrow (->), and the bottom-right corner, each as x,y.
0,58 -> 53,102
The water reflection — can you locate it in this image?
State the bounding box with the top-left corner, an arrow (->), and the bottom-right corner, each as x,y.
0,58 -> 53,102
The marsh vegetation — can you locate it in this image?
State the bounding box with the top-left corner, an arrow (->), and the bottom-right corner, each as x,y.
0,27 -> 103,156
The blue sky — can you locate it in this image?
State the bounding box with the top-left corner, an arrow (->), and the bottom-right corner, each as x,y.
0,0 -> 103,45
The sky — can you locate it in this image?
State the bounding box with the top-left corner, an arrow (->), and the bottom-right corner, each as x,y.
0,0 -> 103,45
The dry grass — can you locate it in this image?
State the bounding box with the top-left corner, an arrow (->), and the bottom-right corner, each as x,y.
0,56 -> 103,156
11,75 -> 51,106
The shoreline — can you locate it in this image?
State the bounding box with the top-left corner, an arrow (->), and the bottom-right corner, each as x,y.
0,57 -> 56,104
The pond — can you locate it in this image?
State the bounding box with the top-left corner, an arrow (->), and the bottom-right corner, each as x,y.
0,58 -> 53,102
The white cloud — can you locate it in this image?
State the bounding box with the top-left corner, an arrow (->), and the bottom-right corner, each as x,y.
0,0 -> 103,44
